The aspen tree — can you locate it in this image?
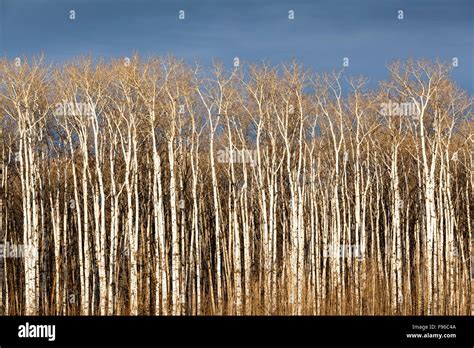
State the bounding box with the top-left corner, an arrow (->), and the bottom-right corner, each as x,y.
0,57 -> 471,315
0,128 -> 4,315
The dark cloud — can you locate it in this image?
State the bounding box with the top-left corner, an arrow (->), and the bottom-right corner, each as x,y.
1,0 -> 472,91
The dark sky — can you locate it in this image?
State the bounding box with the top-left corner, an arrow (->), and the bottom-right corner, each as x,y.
0,0 -> 473,92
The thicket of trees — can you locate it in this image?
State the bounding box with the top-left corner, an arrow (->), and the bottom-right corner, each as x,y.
0,57 -> 472,315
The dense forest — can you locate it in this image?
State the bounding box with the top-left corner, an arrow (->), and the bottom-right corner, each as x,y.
0,57 -> 472,315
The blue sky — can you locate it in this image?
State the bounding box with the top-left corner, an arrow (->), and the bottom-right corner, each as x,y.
0,0 -> 473,92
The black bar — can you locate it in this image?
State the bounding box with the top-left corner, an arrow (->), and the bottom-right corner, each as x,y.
0,316 -> 472,346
